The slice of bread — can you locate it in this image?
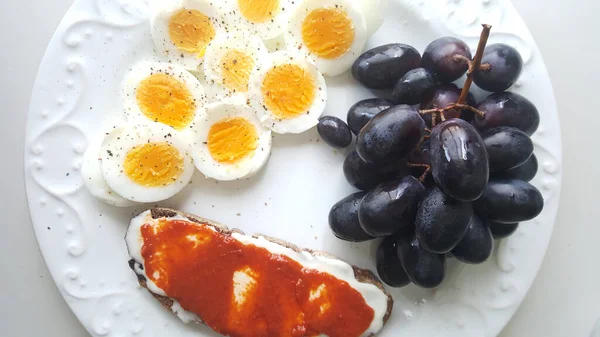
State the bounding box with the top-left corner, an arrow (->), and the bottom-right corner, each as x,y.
126,208 -> 393,337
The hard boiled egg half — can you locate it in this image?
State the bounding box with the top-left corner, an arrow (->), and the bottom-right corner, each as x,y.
123,62 -> 206,132
248,51 -> 327,134
285,0 -> 368,77
151,0 -> 229,70
190,102 -> 272,181
203,32 -> 268,99
100,123 -> 195,203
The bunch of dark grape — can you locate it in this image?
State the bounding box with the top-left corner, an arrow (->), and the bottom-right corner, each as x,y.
318,25 -> 544,289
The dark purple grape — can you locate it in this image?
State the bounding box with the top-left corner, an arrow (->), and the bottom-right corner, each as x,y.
398,237 -> 446,288
420,84 -> 477,126
343,151 -> 407,191
317,116 -> 352,148
451,215 -> 494,264
357,105 -> 426,163
485,220 -> 519,239
493,154 -> 538,182
422,37 -> 472,83
421,84 -> 461,109
392,68 -> 437,105
329,192 -> 374,242
347,98 -> 394,135
482,126 -> 534,172
415,187 -> 473,254
376,236 -> 411,287
474,44 -> 523,92
421,84 -> 477,110
352,44 -> 422,90
430,118 -> 489,202
358,176 -> 426,237
474,92 -> 540,136
474,179 -> 544,223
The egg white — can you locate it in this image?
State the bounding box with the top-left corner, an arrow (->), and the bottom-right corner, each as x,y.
122,61 -> 207,131
226,0 -> 300,42
248,50 -> 327,134
151,0 -> 229,70
285,0 -> 368,77
203,32 -> 268,99
190,101 -> 272,181
100,123 -> 195,203
81,136 -> 136,208
358,0 -> 388,37
263,34 -> 287,53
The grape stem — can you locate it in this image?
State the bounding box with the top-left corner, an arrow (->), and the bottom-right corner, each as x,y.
407,163 -> 431,183
431,112 -> 439,127
419,103 -> 486,118
418,24 -> 492,125
458,24 -> 492,104
480,63 -> 492,72
453,55 -> 492,72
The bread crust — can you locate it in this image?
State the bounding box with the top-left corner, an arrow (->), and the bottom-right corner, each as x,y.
127,207 -> 393,336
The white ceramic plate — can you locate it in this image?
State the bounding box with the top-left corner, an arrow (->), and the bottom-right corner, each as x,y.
24,0 -> 562,336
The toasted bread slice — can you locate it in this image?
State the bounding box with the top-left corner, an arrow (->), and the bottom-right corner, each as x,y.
126,208 -> 393,337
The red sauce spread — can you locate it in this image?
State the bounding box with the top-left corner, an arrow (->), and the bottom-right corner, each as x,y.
141,219 -> 375,337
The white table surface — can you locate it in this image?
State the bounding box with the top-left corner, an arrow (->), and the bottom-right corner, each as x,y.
1,0 -> 598,336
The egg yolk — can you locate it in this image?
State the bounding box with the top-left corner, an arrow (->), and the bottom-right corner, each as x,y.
261,64 -> 317,119
168,9 -> 216,58
221,50 -> 255,93
208,117 -> 258,164
136,73 -> 196,130
301,7 -> 355,59
238,0 -> 279,23
124,143 -> 185,187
